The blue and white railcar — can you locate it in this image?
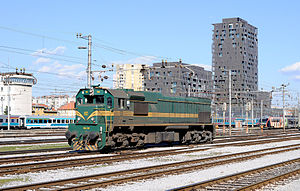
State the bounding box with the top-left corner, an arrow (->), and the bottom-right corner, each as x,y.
20,116 -> 75,129
0,115 -> 21,129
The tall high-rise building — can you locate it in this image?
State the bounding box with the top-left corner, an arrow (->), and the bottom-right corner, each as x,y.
212,18 -> 258,105
113,64 -> 146,91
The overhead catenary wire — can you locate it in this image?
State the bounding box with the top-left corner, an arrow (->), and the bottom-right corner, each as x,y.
0,45 -> 85,60
0,25 -> 172,61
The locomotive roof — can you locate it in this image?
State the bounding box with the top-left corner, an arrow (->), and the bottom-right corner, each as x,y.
108,89 -> 129,99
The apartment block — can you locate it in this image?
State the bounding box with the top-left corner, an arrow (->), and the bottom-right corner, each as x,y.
143,60 -> 212,97
113,64 -> 146,91
212,18 -> 258,105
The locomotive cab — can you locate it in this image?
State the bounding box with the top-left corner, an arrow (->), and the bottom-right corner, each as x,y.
66,87 -> 113,151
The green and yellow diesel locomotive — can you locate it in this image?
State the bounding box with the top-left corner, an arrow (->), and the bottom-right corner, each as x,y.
66,86 -> 214,151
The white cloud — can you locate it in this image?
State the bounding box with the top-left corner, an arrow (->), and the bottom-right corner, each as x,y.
113,56 -> 157,66
32,46 -> 67,65
38,61 -> 85,79
34,57 -> 51,64
38,65 -> 52,73
32,46 -> 66,57
279,62 -> 300,81
280,62 -> 300,73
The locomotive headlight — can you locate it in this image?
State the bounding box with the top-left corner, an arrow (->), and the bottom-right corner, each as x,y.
77,117 -> 81,121
91,117 -> 95,121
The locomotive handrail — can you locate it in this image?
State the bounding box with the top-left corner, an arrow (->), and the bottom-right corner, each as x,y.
130,100 -> 158,104
157,99 -> 210,105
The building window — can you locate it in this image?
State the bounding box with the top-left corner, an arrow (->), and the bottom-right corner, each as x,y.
219,52 -> 223,57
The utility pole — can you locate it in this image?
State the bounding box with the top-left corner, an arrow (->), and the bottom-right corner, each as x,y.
229,70 -> 232,136
5,75 -> 10,131
1,97 -> 4,114
77,33 -> 92,88
297,92 -> 300,128
246,103 -> 249,134
251,97 -> 254,129
260,100 -> 263,125
223,102 -> 226,135
282,83 -> 289,133
87,35 -> 92,88
7,57 -> 10,131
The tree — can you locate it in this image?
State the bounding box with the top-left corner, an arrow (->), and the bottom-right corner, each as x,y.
4,106 -> 8,115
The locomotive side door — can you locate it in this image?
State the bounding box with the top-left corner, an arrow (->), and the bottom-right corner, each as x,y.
19,116 -> 25,129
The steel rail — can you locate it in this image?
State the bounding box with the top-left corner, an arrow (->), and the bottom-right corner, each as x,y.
169,158 -> 300,191
236,168 -> 300,191
0,139 -> 67,145
0,147 -> 71,156
1,135 -> 300,176
2,143 -> 300,190
1,132 -> 299,164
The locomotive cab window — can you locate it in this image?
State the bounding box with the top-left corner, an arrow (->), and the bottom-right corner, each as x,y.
77,98 -> 83,105
95,95 -> 104,104
107,97 -> 112,107
85,95 -> 94,104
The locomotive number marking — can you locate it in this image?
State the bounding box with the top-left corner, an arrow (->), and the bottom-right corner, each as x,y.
83,127 -> 90,130
84,112 -> 88,116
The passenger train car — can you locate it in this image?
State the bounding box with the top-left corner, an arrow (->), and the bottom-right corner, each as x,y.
66,86 -> 215,151
0,115 -> 74,129
213,117 -> 260,127
265,116 -> 298,129
0,115 -> 21,129
20,116 -> 75,129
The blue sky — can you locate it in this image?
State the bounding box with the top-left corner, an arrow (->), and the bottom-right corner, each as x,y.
0,0 -> 300,105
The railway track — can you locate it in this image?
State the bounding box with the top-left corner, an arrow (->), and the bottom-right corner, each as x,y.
0,146 -> 209,176
2,141 -> 300,190
0,133 -> 65,138
214,132 -> 300,143
0,138 -> 67,145
169,158 -> 300,191
0,147 -> 71,156
1,134 -> 300,167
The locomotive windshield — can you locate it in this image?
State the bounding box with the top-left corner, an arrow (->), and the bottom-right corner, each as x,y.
95,95 -> 104,104
77,95 -> 105,105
